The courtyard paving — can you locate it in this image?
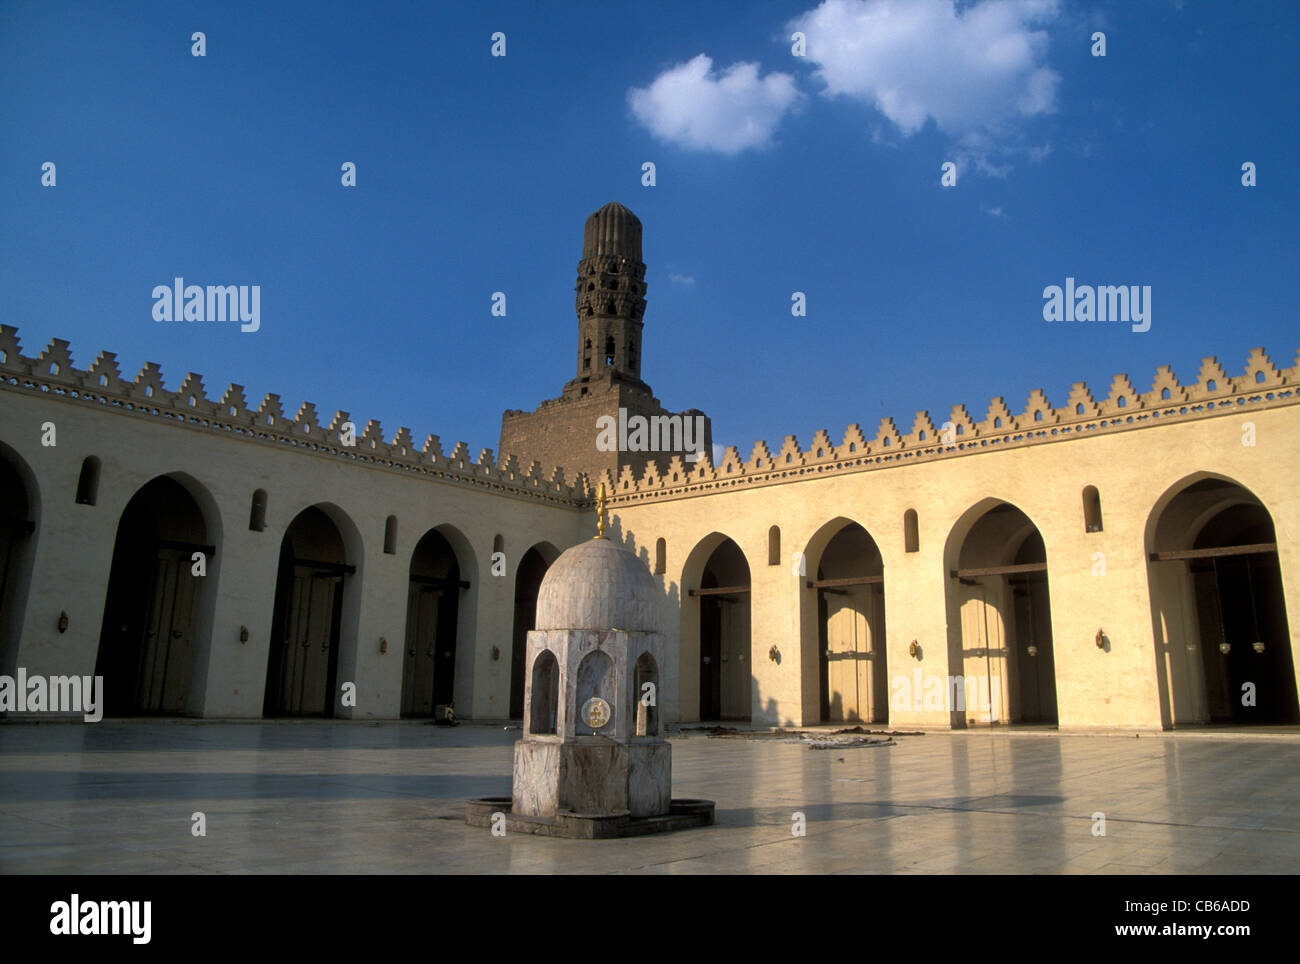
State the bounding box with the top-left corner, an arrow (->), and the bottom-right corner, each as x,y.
0,722 -> 1296,874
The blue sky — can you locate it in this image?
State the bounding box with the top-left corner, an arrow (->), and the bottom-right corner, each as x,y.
2,0 -> 1296,467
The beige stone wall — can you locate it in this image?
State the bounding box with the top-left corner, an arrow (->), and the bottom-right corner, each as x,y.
0,381 -> 584,720
3,328 -> 1297,731
607,401 -> 1300,730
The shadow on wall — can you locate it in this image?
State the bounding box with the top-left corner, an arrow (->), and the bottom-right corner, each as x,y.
603,512 -> 799,727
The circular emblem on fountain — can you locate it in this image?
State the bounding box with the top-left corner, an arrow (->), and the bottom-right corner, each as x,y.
581,696 -> 611,729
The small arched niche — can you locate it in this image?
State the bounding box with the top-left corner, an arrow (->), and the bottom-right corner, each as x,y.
574,650 -> 614,736
75,456 -> 101,506
249,488 -> 268,532
529,650 -> 558,735
768,525 -> 781,566
904,508 -> 919,553
1083,485 -> 1103,532
634,652 -> 660,737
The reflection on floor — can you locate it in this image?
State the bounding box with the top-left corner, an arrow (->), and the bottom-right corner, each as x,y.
0,721 -> 1296,874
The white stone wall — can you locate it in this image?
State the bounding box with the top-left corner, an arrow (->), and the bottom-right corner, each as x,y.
0,387 -> 584,719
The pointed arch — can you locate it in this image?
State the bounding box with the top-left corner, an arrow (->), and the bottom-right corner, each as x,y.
96,472 -> 223,716
798,517 -> 888,725
1144,472 -> 1297,727
0,443 -> 39,679
402,524 -> 478,718
942,499 -> 1057,727
510,541 -> 560,718
680,532 -> 753,722
263,501 -> 362,718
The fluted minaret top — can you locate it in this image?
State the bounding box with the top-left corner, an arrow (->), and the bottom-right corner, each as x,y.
582,202 -> 643,261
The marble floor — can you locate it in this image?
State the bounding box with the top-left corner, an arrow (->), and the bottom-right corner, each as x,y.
0,722 -> 1296,874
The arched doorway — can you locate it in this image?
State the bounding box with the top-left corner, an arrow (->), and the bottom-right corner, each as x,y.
402,528 -> 468,718
510,543 -> 558,719
944,501 -> 1058,726
96,476 -> 215,716
691,538 -> 751,721
264,506 -> 353,717
1146,476 -> 1298,725
0,448 -> 38,678
807,521 -> 887,724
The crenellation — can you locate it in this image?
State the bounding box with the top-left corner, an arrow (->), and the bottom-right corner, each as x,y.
0,324 -> 22,367
592,469 -> 616,500
88,351 -> 123,393
746,440 -> 774,472
1104,373 -> 1140,410
218,384 -> 248,419
641,458 -> 663,489
718,446 -> 744,476
775,435 -> 804,467
1022,388 -> 1054,423
0,327 -> 587,503
3,324 -> 1296,511
1244,346 -> 1283,387
36,338 -> 75,379
947,404 -> 977,439
133,361 -> 166,401
909,412 -> 938,445
807,429 -> 835,462
874,417 -> 902,449
1193,357 -> 1232,397
293,401 -> 320,433
840,424 -> 867,455
981,396 -> 1016,433
1147,366 -> 1187,405
658,454 -> 681,484
255,392 -> 284,429
1059,383 -> 1097,420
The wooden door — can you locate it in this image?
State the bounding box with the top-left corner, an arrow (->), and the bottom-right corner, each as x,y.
700,597 -> 721,719
824,587 -> 871,722
277,566 -> 340,715
402,585 -> 441,717
136,548 -> 198,713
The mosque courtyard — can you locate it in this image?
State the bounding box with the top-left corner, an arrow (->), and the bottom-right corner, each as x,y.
0,721 -> 1295,874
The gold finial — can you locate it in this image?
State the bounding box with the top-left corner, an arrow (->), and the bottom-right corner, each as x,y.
595,482 -> 608,538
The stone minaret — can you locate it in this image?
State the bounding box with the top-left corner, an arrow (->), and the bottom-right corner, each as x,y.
499,203 -> 711,486
564,202 -> 649,393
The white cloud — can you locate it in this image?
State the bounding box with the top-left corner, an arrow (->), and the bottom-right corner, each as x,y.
628,54 -> 801,155
980,203 -> 1006,218
668,272 -> 696,286
790,0 -> 1061,150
